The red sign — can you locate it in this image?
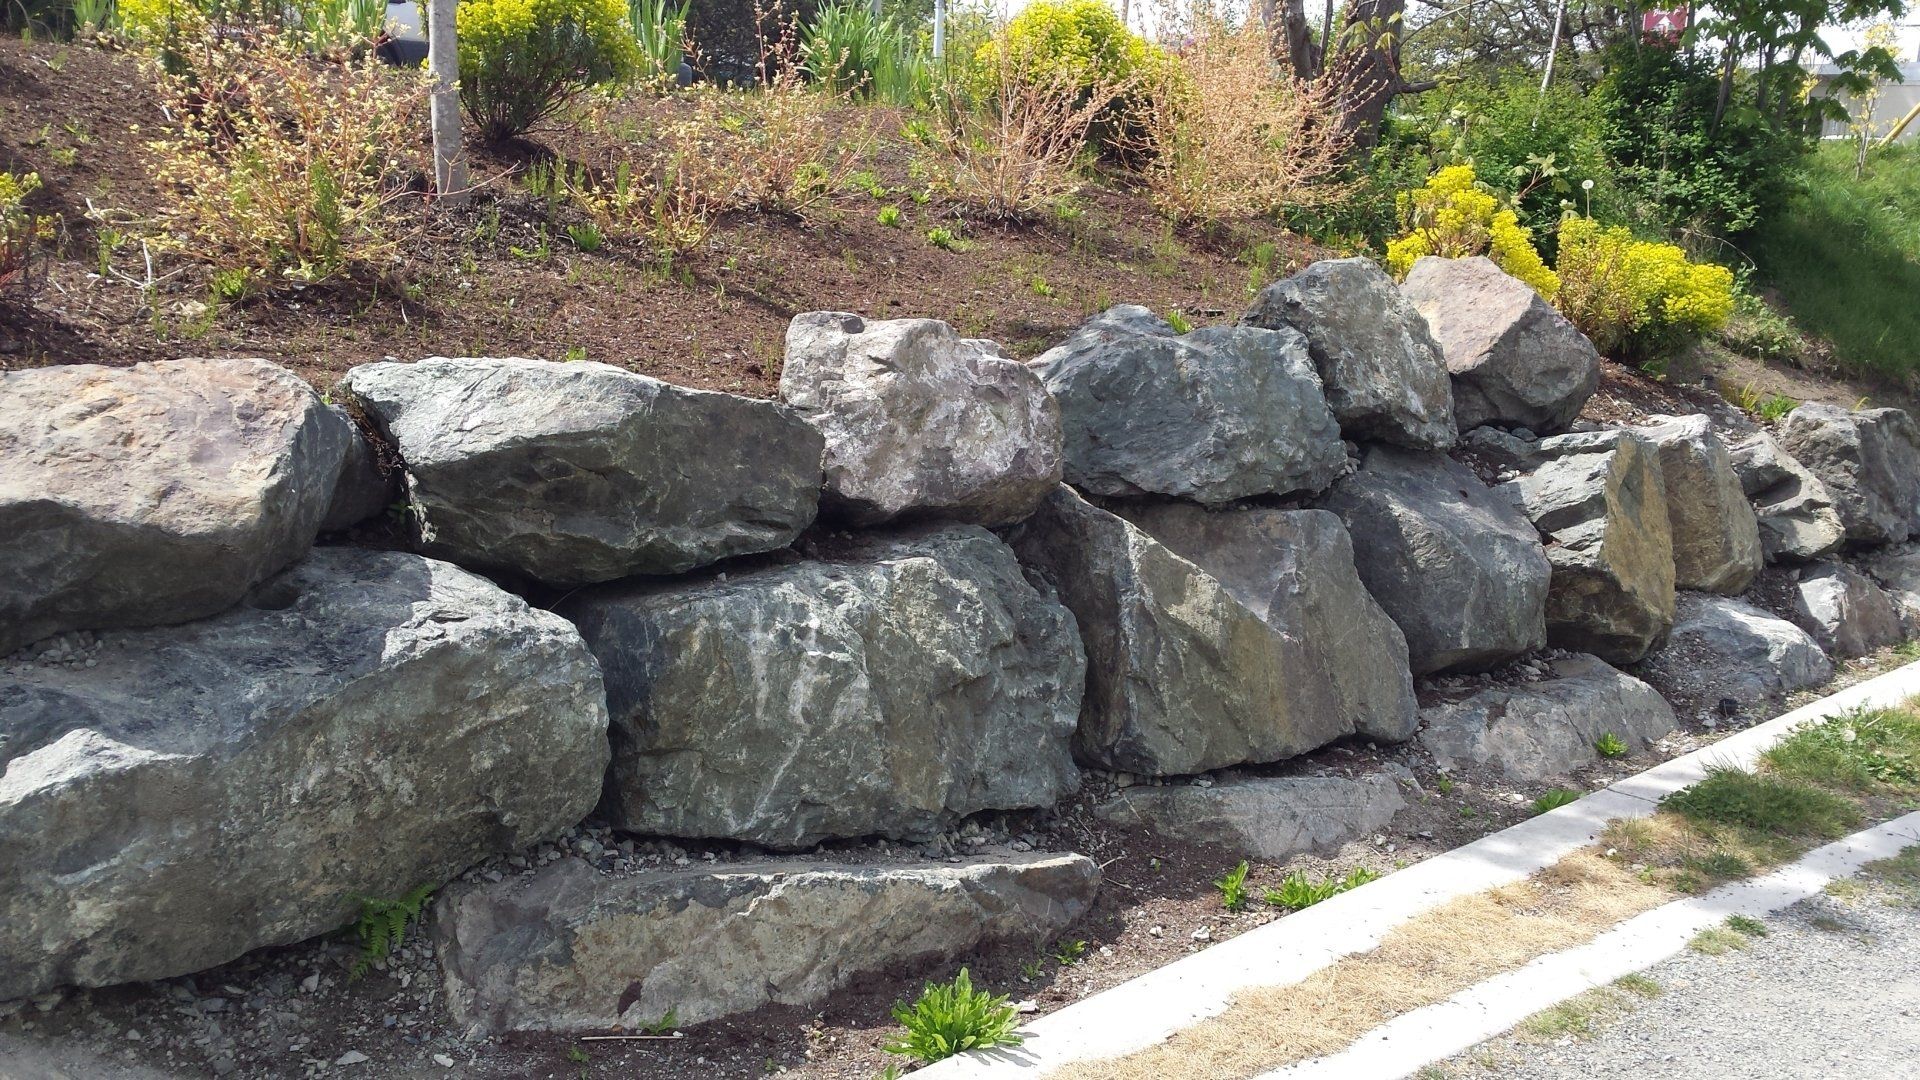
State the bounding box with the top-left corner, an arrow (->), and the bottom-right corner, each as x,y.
1642,6 -> 1689,42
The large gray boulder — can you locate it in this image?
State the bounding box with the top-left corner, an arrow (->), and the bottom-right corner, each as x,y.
1498,431 -> 1676,664
781,313 -> 1062,526
1632,415 -> 1762,594
0,548 -> 609,1001
1317,446 -> 1549,674
1636,593 -> 1830,708
1726,430 -> 1846,563
1419,654 -> 1676,782
1093,766 -> 1414,862
0,359 -> 350,656
1031,306 -> 1344,505
1242,257 -> 1455,449
1778,403 -> 1920,547
1791,561 -> 1904,659
342,357 -> 823,585
1400,255 -> 1600,434
433,852 -> 1099,1032
560,527 -> 1083,848
1862,544 -> 1920,634
1112,502 -> 1417,742
1005,488 -> 1414,777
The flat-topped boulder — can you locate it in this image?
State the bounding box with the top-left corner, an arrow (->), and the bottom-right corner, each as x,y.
1778,403 -> 1920,547
1031,306 -> 1344,505
1637,593 -> 1830,708
1420,654 -> 1676,782
781,312 -> 1062,526
1399,255 -> 1600,434
1006,488 -> 1414,777
0,359 -> 350,655
1632,414 -> 1762,594
432,852 -> 1100,1032
559,526 -> 1083,848
1791,561 -> 1904,658
1242,257 -> 1455,449
1497,430 -> 1676,664
342,357 -> 823,585
1727,430 -> 1846,562
1317,445 -> 1549,674
0,548 -> 609,1001
1094,766 -> 1415,862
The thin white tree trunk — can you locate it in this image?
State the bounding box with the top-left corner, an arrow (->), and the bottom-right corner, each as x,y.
932,0 -> 946,60
427,0 -> 468,207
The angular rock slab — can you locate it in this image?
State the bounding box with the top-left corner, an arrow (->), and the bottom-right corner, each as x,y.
560,526 -> 1083,848
1005,488 -> 1414,778
1419,654 -> 1676,782
1779,403 -> 1920,547
1242,257 -> 1455,449
1093,766 -> 1415,862
1727,430 -> 1846,563
1862,544 -> 1920,634
0,548 -> 609,1000
1400,255 -> 1600,434
342,357 -> 824,585
1791,561 -> 1904,659
0,359 -> 350,656
432,852 -> 1100,1032
1031,306 -> 1344,505
1499,430 -> 1676,664
1318,446 -> 1550,674
320,405 -> 397,533
1632,414 -> 1762,594
781,312 -> 1062,526
1640,593 -> 1830,707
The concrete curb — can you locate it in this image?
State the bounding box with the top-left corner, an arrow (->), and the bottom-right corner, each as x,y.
920,660 -> 1920,1078
1262,809 -> 1920,1080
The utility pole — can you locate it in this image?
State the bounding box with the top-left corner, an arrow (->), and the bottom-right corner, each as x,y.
1539,0 -> 1566,93
426,0 -> 468,207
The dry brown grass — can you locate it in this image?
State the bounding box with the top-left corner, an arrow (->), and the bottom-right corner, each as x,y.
1055,852 -> 1665,1080
924,59 -> 1126,222
1128,12 -> 1351,227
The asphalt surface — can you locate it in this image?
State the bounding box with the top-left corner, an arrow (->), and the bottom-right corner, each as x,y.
1446,864 -> 1920,1079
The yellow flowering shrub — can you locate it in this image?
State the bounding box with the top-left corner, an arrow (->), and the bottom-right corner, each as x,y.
970,0 -> 1164,149
1385,164 -> 1559,297
459,0 -> 639,141
0,171 -> 53,294
1553,216 -> 1735,359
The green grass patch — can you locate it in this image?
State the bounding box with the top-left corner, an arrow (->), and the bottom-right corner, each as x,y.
1752,142 -> 1920,384
1686,926 -> 1753,956
1660,767 -> 1861,839
1760,708 -> 1920,793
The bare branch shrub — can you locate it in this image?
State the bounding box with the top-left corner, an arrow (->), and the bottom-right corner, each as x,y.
145,19 -> 428,286
1131,12 -> 1352,227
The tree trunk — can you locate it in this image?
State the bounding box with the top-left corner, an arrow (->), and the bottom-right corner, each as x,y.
1279,0 -> 1322,79
1326,0 -> 1427,152
426,0 -> 468,207
1711,40 -> 1738,134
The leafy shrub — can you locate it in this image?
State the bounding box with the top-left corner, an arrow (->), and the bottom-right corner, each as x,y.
628,0 -> 689,83
145,24 -> 427,284
970,0 -> 1159,148
0,171 -> 53,296
1385,164 -> 1558,297
120,0 -> 383,58
1718,286 -> 1808,364
458,0 -> 639,141
801,0 -> 925,104
1128,14 -> 1350,227
1553,216 -> 1734,360
885,968 -> 1022,1063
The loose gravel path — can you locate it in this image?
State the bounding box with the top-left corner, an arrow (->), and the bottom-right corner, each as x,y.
1443,858 -> 1920,1079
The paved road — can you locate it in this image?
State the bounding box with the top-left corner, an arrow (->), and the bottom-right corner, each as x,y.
1445,869 -> 1920,1079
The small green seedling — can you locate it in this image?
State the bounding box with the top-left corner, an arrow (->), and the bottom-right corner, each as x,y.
1264,866 -> 1380,911
1214,860 -> 1251,912
1164,309 -> 1193,333
348,883 -> 434,978
884,968 -> 1022,1063
1531,788 -> 1583,815
877,204 -> 902,228
1725,914 -> 1769,938
926,226 -> 966,252
1595,732 -> 1629,758
1052,939 -> 1087,966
